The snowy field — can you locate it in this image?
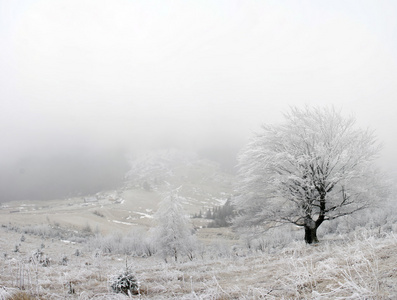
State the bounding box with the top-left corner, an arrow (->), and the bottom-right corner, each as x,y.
1,221 -> 397,299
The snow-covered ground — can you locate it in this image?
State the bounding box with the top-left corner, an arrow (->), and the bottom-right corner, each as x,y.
0,224 -> 396,299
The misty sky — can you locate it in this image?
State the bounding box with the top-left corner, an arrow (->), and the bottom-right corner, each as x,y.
1,1 -> 397,200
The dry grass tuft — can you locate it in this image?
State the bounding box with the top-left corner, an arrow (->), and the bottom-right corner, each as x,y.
6,291 -> 36,300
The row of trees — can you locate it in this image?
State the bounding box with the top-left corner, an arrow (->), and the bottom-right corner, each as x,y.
193,200 -> 235,228
206,200 -> 235,228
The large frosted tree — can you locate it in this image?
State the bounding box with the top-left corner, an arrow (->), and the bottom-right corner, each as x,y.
234,107 -> 383,244
153,190 -> 196,262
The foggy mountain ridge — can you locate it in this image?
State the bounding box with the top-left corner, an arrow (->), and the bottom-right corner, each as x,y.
0,147 -> 236,203
0,147 -> 129,202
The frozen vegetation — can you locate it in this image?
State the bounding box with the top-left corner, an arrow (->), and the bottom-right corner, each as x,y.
1,215 -> 397,299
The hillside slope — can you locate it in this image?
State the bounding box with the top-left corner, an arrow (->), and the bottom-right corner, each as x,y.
0,150 -> 234,234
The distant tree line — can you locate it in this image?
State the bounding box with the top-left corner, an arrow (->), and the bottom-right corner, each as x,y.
193,199 -> 235,228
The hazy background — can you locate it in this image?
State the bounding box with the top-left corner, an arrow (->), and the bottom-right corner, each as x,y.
1,0 -> 397,201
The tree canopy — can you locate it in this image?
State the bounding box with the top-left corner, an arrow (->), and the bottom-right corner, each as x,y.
233,107 -> 384,243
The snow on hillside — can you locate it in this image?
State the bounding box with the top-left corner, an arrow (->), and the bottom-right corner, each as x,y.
123,149 -> 234,214
0,149 -> 234,236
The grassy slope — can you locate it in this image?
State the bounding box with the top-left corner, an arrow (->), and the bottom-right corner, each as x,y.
0,225 -> 396,299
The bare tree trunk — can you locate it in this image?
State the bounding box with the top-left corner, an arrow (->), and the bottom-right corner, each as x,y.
304,216 -> 319,244
304,225 -> 319,244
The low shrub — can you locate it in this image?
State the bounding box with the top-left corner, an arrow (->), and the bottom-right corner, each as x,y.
109,267 -> 139,296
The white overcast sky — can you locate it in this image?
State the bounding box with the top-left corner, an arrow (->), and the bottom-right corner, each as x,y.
1,0 -> 397,170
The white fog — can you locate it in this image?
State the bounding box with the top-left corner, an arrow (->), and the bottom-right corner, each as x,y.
1,0 -> 397,201
1,1 -> 397,298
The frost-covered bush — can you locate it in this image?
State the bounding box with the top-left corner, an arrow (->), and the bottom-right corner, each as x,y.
60,255 -> 68,266
208,240 -> 232,258
317,200 -> 397,238
240,225 -> 301,254
21,224 -> 54,237
109,267 -> 139,295
30,249 -> 51,267
92,210 -> 105,218
85,229 -> 155,256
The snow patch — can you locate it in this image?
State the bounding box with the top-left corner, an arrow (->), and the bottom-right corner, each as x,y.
111,220 -> 136,226
61,240 -> 76,244
134,212 -> 153,219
